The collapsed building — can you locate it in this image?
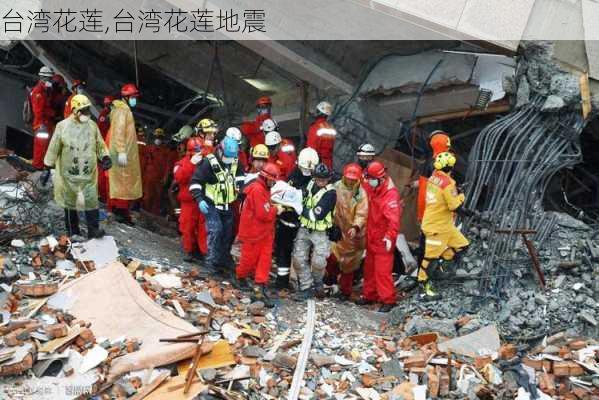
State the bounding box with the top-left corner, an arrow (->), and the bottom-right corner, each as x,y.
0,33 -> 598,400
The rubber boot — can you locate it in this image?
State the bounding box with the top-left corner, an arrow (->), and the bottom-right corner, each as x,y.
378,303 -> 396,313
314,283 -> 326,300
419,281 -> 442,301
230,274 -> 251,291
275,275 -> 290,290
253,285 -> 274,308
293,287 -> 315,302
354,297 -> 375,306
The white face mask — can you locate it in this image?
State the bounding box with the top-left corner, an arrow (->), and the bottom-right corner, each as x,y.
222,156 -> 234,165
44,81 -> 52,88
368,179 -> 380,188
78,114 -> 90,123
128,97 -> 137,108
300,168 -> 312,176
154,139 -> 162,146
190,154 -> 203,165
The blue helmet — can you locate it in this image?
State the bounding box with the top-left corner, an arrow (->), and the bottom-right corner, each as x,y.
221,136 -> 239,158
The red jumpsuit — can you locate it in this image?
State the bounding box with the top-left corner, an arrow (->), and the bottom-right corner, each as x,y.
306,116 -> 336,169
97,107 -> 111,203
240,113 -> 270,148
281,139 -> 297,168
142,144 -> 170,215
174,155 -> 207,255
236,177 -> 277,284
30,81 -> 56,169
269,150 -> 295,180
362,177 -> 401,304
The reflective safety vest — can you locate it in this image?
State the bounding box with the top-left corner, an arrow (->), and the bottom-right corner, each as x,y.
204,154 -> 238,205
299,180 -> 334,231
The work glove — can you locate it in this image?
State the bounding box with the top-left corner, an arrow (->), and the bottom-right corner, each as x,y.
117,152 -> 128,167
383,237 -> 393,252
198,200 -> 209,214
100,156 -> 112,171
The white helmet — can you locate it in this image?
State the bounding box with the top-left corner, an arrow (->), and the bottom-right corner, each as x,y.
298,147 -> 319,171
38,66 -> 54,78
316,101 -> 333,116
260,118 -> 278,133
225,127 -> 242,142
265,131 -> 282,146
356,143 -> 376,156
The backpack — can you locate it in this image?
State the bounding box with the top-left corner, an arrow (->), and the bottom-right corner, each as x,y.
22,87 -> 33,126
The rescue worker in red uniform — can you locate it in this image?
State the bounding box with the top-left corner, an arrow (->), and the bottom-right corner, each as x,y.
415,131 -> 451,223
174,137 -> 209,262
50,74 -> 69,121
240,96 -> 272,148
265,131 -> 295,180
97,96 -> 114,203
357,161 -> 401,313
30,66 -> 57,169
234,162 -> 283,307
142,128 -> 170,215
195,118 -> 217,154
63,80 -> 85,119
306,101 -> 336,169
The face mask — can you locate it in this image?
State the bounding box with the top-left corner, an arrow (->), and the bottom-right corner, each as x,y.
154,139 -> 162,146
44,81 -> 53,88
300,168 -> 311,176
368,179 -> 379,188
358,159 -> 369,169
128,97 -> 137,108
78,114 -> 90,123
222,156 -> 234,164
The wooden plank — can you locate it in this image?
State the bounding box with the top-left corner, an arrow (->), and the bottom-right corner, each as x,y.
39,325 -> 81,353
129,371 -> 170,400
288,300 -> 316,400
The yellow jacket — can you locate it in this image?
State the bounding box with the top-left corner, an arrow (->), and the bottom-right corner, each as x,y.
107,100 -> 142,200
421,170 -> 464,234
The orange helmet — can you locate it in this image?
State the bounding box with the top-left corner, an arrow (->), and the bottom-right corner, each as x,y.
186,137 -> 203,155
256,96 -> 272,107
260,162 -> 281,181
343,163 -> 363,181
430,130 -> 451,156
121,83 -> 140,97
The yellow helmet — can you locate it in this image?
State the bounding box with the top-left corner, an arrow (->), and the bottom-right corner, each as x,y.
154,128 -> 165,137
433,152 -> 457,170
251,144 -> 269,160
70,94 -> 91,113
197,118 -> 218,133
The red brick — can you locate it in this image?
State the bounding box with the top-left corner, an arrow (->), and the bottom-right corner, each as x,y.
45,323 -> 68,339
499,343 -> 517,359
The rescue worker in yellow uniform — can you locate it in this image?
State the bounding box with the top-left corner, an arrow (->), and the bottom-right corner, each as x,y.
419,152 -> 469,299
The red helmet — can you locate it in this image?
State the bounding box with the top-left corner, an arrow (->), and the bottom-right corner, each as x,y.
256,96 -> 272,107
186,137 -> 203,154
51,74 -> 66,86
103,95 -> 115,106
366,161 -> 386,179
121,83 -> 140,97
260,162 -> 281,181
343,163 -> 363,181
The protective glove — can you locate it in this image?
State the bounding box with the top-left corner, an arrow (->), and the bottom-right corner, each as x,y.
117,152 -> 127,167
383,237 -> 393,252
100,156 -> 112,171
198,200 -> 209,214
